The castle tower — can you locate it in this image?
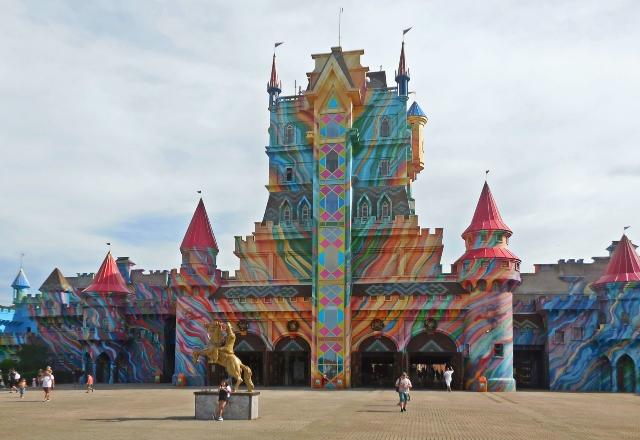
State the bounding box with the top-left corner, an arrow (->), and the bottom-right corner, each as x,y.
456,182 -> 520,391
11,267 -> 30,303
395,41 -> 410,97
267,53 -> 282,109
39,268 -> 73,304
407,101 -> 427,181
180,198 -> 219,278
82,251 -> 130,384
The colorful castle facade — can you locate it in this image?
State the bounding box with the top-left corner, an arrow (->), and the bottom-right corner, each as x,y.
1,43 -> 638,392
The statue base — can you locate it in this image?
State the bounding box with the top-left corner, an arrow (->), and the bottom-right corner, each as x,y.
194,391 -> 260,420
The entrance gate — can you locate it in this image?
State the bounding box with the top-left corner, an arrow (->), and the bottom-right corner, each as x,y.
352,336 -> 400,387
406,332 -> 462,390
270,337 -> 310,386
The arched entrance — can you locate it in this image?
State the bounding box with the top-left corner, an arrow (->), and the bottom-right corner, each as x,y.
206,333 -> 266,387
270,336 -> 310,386
352,335 -> 399,387
616,355 -> 636,393
95,353 -> 110,383
406,332 -> 462,390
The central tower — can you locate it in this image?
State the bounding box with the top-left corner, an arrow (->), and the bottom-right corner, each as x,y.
306,47 -> 364,388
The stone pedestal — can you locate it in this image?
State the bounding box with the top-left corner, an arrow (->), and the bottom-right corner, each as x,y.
194,391 -> 260,420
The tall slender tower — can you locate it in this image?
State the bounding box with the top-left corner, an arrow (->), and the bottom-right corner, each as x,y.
11,267 -> 31,303
457,182 -> 520,391
267,54 -> 282,109
395,42 -> 410,98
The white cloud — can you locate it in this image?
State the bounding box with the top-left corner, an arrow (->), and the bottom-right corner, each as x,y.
1,0 -> 639,303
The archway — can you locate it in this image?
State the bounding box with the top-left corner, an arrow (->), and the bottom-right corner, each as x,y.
406,331 -> 462,390
353,335 -> 399,388
616,355 -> 636,393
95,353 -> 110,383
270,336 -> 310,386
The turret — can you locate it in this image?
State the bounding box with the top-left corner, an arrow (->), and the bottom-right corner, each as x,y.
82,251 -> 130,296
11,268 -> 30,303
457,182 -> 519,392
39,268 -> 73,304
395,41 -> 410,97
407,101 -> 428,181
456,182 -> 520,287
593,235 -> 640,288
267,53 -> 282,109
180,198 -> 219,277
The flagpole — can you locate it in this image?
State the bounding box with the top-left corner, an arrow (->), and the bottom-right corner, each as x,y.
339,7 -> 343,47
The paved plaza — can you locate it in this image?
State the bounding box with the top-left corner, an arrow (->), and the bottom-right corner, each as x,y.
1,386 -> 638,440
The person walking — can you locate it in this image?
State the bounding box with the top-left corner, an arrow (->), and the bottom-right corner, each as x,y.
395,372 -> 412,412
443,366 -> 454,392
42,367 -> 55,402
215,379 -> 232,421
18,378 -> 27,399
86,373 -> 94,393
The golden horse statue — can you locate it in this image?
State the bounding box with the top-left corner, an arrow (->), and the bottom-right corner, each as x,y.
192,321 -> 254,392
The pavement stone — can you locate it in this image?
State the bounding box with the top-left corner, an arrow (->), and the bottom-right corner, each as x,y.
1,385 -> 638,440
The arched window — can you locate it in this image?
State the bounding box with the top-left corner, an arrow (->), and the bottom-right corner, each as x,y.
285,124 -> 295,145
298,198 -> 311,223
380,117 -> 390,137
378,194 -> 392,220
358,195 -> 371,219
281,201 -> 292,225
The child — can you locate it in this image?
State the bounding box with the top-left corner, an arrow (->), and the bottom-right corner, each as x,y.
215,379 -> 232,421
86,373 -> 94,393
42,367 -> 55,402
18,378 -> 27,399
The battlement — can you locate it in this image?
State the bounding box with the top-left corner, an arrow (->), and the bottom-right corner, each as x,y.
131,269 -> 169,286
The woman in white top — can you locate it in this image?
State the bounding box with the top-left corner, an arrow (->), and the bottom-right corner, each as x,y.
443,366 -> 454,392
42,368 -> 55,402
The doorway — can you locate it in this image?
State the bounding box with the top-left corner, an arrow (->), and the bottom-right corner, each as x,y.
353,335 -> 399,387
95,353 -> 110,383
514,347 -> 545,389
406,332 -> 462,390
616,355 -> 636,393
270,337 -> 310,386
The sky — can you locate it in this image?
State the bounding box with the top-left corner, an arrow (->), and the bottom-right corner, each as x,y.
1,0 -> 639,304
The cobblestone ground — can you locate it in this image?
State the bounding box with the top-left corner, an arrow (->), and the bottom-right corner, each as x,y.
1,386 -> 638,440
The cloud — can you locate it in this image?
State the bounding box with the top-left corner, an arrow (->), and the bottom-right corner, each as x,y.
1,0 -> 639,303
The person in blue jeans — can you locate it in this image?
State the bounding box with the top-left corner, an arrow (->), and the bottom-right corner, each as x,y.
395,372 -> 413,412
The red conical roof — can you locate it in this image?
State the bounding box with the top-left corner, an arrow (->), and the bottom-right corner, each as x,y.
463,182 -> 512,236
268,54 -> 280,90
82,252 -> 129,294
398,41 -> 407,76
181,198 -> 218,251
594,235 -> 640,286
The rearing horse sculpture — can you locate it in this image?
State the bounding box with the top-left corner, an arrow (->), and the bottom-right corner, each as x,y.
192,321 -> 255,392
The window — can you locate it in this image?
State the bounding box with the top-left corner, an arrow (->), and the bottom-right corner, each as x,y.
285,167 -> 293,182
380,117 -> 390,137
515,262 -> 520,271
379,159 -> 390,177
326,151 -> 339,173
301,204 -> 310,222
384,295 -> 392,301
282,204 -> 291,224
238,298 -> 246,304
326,192 -> 339,213
501,261 -> 510,268
493,344 -> 504,357
360,201 -> 369,218
572,327 -> 583,340
263,297 -> 272,303
381,201 -> 390,218
480,260 -> 490,267
285,124 -> 295,144
554,330 -> 565,344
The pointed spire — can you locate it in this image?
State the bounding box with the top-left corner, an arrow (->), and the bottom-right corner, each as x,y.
181,198 -> 218,251
398,41 -> 407,77
268,54 -> 280,91
463,182 -> 512,236
11,268 -> 30,290
594,235 -> 640,286
39,268 -> 72,292
407,101 -> 426,118
82,251 -> 129,294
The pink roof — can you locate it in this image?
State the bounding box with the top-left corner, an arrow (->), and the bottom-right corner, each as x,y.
463,182 -> 512,236
82,252 -> 129,294
398,41 -> 407,76
594,235 -> 640,286
181,198 -> 218,251
457,247 -> 520,262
